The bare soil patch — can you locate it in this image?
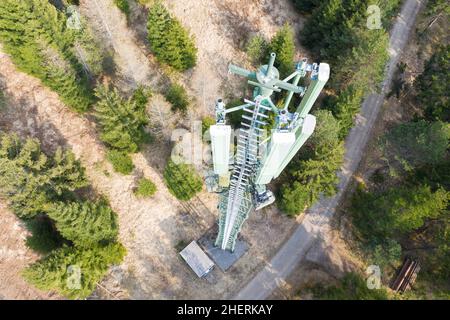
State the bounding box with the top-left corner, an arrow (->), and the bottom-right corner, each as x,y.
0,203 -> 60,299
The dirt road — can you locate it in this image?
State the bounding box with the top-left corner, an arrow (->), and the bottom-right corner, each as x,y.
234,0 -> 425,300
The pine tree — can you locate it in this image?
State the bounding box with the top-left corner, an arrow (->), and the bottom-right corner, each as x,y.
165,83 -> 189,112
279,110 -> 344,215
163,160 -> 203,201
292,0 -> 322,13
246,35 -> 268,65
0,133 -> 124,298
302,0 -> 362,61
46,147 -> 90,197
147,2 -> 197,71
47,201 -> 119,247
114,0 -> 130,16
94,86 -> 149,153
0,133 -> 88,218
134,177 -> 157,197
268,24 -> 295,77
300,0 -> 391,144
0,0 -> 93,112
381,120 -> 450,171
330,86 -> 365,139
308,109 -> 342,157
72,19 -> 108,78
352,184 -> 449,240
301,0 -> 397,63
332,28 -> 389,91
23,243 -> 126,299
415,45 -> 450,122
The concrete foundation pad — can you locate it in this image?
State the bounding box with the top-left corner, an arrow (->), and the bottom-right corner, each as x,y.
198,228 -> 249,272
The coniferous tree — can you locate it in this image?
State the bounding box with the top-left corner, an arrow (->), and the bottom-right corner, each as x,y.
299,0 -> 391,143
72,19 -> 108,78
165,83 -> 189,112
279,111 -> 344,215
302,0 -> 364,62
328,86 -> 365,139
114,0 -> 130,16
0,134 -> 88,218
292,0 -> 322,13
147,2 -> 197,71
352,184 -> 449,240
428,215 -> 450,280
307,109 -> 342,156
381,120 -> 450,171
268,24 -> 295,77
280,144 -> 344,215
0,133 -> 125,298
94,86 -> 149,153
163,160 -> 203,201
246,35 -> 269,65
331,28 -> 389,91
23,243 -> 126,299
106,149 -> 135,175
47,201 -> 119,247
0,0 -> 93,112
134,177 -> 157,197
302,0 -> 398,63
415,45 -> 450,122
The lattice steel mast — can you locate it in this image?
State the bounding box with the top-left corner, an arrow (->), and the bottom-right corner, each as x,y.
210,53 -> 330,251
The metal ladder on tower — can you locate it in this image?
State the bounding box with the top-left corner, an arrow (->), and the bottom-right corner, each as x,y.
217,96 -> 270,251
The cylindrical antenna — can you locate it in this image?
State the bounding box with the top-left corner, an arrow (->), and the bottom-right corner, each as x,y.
266,52 -> 276,76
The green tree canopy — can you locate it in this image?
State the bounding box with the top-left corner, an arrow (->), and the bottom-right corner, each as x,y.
0,134 -> 88,218
114,0 -> 130,16
106,149 -> 134,175
0,0 -> 94,112
268,24 -> 295,77
327,85 -> 365,139
415,45 -> 450,122
201,116 -> 216,136
23,243 -> 126,299
292,0 -> 322,13
352,184 -> 449,240
163,160 -> 203,201
147,2 -> 197,71
134,177 -> 157,197
279,144 -> 344,215
302,0 -> 398,64
47,201 -> 119,247
279,111 -> 344,216
94,86 -> 149,153
0,133 -> 125,299
300,0 -> 392,142
164,83 -> 189,112
246,35 -> 268,65
381,120 -> 450,171
331,28 -> 389,91
307,109 -> 342,156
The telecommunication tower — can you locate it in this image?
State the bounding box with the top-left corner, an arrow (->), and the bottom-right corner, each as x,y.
210,53 -> 329,251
